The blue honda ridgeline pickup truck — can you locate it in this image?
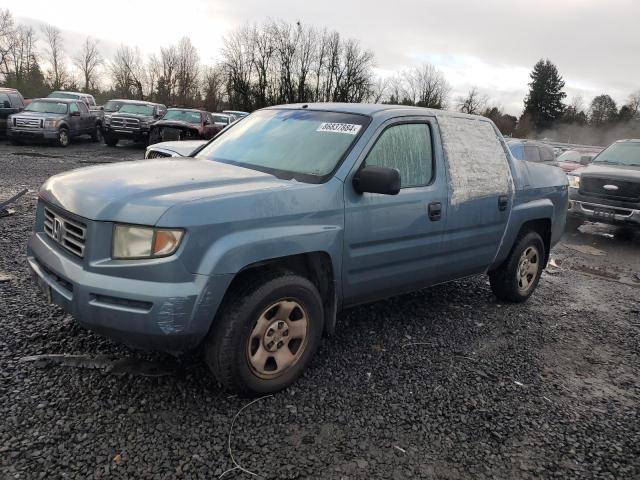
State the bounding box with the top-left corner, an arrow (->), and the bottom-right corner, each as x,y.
28,104 -> 567,395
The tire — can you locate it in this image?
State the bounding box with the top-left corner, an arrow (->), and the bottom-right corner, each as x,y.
565,216 -> 582,231
489,230 -> 545,303
9,138 -> 22,146
104,135 -> 118,147
91,124 -> 104,143
204,271 -> 324,395
57,127 -> 70,147
148,128 -> 161,145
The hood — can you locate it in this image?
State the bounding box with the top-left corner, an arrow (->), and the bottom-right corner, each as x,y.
579,163 -> 640,181
39,159 -> 296,225
150,140 -> 207,156
13,111 -> 65,120
154,120 -> 201,129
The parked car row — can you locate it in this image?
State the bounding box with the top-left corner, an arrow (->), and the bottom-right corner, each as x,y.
0,86 -> 248,147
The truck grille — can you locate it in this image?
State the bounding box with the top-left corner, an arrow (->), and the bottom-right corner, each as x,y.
14,117 -> 43,128
580,177 -> 640,202
110,117 -> 140,129
44,207 -> 87,258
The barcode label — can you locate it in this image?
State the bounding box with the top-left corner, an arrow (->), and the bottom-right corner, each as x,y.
316,123 -> 362,135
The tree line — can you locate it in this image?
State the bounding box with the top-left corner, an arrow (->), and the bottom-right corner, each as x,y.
0,7 -> 638,142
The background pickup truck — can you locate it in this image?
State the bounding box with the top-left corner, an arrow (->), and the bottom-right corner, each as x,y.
8,98 -> 103,147
28,103 -> 567,395
103,100 -> 167,146
0,87 -> 26,136
567,139 -> 640,228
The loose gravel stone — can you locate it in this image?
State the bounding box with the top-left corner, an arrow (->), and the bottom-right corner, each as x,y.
1,141 -> 639,479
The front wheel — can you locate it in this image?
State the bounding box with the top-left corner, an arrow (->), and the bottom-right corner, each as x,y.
148,128 -> 161,145
204,272 -> 324,396
57,127 -> 70,147
104,135 -> 118,147
489,230 -> 545,303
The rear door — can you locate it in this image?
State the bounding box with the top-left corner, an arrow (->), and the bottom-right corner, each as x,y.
343,117 -> 448,305
68,102 -> 82,136
437,116 -> 513,279
77,101 -> 93,133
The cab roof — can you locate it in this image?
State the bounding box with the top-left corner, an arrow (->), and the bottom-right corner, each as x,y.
267,102 -> 490,122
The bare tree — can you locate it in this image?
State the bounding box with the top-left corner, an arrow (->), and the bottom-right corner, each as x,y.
74,37 -> 102,92
0,9 -> 15,74
627,90 -> 640,118
41,23 -> 69,89
456,87 -> 487,115
109,45 -> 147,99
406,63 -> 450,109
174,37 -> 200,106
202,65 -> 225,111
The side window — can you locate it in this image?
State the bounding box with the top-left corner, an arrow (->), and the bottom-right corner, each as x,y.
524,145 -> 541,162
77,102 -> 89,113
9,93 -> 22,107
540,146 -> 555,162
365,123 -> 434,188
0,93 -> 10,108
69,103 -> 79,114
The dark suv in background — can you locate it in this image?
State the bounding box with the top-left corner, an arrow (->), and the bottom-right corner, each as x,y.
0,87 -> 26,136
103,100 -> 167,146
507,139 -> 558,167
568,139 -> 640,229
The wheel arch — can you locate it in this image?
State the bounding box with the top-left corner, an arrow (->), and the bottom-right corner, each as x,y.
219,251 -> 338,336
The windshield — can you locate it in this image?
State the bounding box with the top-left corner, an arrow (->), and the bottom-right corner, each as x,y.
118,103 -> 155,116
557,151 -> 596,164
594,142 -> 640,166
25,101 -> 68,114
162,110 -> 202,123
47,92 -> 79,100
103,100 -> 124,112
213,115 -> 229,124
196,109 -> 369,181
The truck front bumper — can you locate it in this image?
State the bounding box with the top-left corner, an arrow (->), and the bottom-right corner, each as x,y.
568,199 -> 640,227
104,126 -> 149,140
8,128 -> 59,141
27,232 -> 233,354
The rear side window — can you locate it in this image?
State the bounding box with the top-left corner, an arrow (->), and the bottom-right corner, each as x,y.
365,123 -> 434,188
540,146 -> 555,162
78,102 -> 89,113
524,145 -> 541,162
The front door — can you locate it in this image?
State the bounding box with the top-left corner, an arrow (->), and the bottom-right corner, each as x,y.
68,102 -> 82,136
343,118 -> 448,306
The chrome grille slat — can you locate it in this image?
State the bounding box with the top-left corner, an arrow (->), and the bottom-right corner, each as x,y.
43,207 -> 87,258
110,116 -> 140,129
14,117 -> 42,128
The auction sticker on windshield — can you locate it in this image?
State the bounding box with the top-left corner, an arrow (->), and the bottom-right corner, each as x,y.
317,123 -> 362,135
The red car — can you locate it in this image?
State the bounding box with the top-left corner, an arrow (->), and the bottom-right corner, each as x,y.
149,108 -> 219,144
556,148 -> 603,173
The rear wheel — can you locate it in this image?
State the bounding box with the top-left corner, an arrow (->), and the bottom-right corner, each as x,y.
204,272 -> 323,395
91,124 -> 103,143
489,230 -> 545,303
57,127 -> 70,147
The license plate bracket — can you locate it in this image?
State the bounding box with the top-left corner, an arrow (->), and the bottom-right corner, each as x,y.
593,208 -> 616,219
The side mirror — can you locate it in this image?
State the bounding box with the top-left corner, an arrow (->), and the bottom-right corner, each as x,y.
353,166 -> 401,195
71,111 -> 80,116
2,100 -> 10,108
580,156 -> 591,166
203,119 -> 211,125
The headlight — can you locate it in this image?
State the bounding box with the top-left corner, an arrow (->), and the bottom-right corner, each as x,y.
112,224 -> 184,259
104,115 -> 111,125
44,119 -> 59,128
568,175 -> 580,189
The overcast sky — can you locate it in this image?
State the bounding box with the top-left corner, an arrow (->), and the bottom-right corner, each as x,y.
3,0 -> 638,115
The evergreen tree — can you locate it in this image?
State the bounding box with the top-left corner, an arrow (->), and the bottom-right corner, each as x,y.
523,59 -> 566,131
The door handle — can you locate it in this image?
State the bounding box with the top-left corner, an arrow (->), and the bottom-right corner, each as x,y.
428,202 -> 442,221
498,195 -> 509,211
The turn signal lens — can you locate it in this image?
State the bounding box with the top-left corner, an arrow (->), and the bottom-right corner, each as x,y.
153,230 -> 183,256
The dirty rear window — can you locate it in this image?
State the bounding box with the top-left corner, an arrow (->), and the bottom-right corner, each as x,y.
24,101 -> 68,114
47,92 -> 79,100
196,109 -> 369,182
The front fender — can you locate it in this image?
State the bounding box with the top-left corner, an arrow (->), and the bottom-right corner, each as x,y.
195,225 -> 343,277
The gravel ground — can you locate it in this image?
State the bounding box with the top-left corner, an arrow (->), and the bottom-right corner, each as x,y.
1,141 -> 639,479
